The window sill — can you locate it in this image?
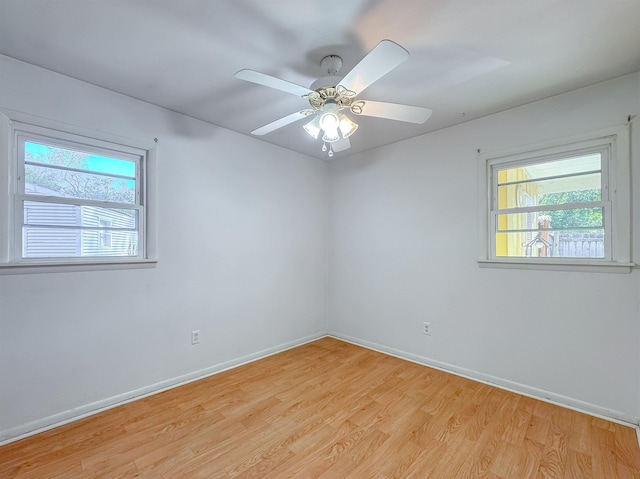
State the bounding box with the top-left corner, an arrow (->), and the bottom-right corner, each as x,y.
477,258 -> 635,274
0,259 -> 157,275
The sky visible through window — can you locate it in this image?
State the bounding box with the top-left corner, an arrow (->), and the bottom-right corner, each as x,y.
25,142 -> 136,178
24,141 -> 137,203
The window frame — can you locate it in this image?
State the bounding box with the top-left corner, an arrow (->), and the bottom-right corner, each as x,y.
478,126 -> 633,273
0,111 -> 157,274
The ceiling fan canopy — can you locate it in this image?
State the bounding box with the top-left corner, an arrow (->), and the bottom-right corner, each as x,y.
235,40 -> 433,157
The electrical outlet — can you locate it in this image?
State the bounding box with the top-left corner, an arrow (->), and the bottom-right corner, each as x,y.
422,322 -> 431,336
191,330 -> 200,345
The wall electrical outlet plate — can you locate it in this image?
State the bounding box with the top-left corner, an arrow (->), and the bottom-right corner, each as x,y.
191,330 -> 200,345
423,322 -> 431,336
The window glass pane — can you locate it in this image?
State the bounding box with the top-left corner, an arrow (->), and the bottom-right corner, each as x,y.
23,201 -> 137,229
555,230 -> 606,258
22,227 -> 138,258
496,153 -> 601,210
22,227 -> 81,258
22,201 -> 138,259
497,153 -> 601,184
496,207 -> 603,232
495,229 -> 604,258
24,142 -> 136,204
497,174 -> 601,209
25,141 -> 136,176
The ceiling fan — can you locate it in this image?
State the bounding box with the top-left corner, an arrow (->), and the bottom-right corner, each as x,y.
235,39 -> 432,157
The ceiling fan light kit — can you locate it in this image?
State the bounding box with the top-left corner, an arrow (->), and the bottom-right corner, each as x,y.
235,40 -> 432,157
338,114 -> 358,138
318,100 -> 340,138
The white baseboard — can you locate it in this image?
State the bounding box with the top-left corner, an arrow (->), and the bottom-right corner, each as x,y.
0,332 -> 326,446
329,332 -> 640,428
3,331 -> 637,446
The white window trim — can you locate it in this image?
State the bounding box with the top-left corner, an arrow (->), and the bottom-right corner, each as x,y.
477,125 -> 634,273
0,108 -> 157,274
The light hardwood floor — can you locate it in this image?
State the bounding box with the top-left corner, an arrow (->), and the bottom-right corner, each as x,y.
1,337 -> 639,478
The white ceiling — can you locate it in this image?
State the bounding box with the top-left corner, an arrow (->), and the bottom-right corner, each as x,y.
1,0 -> 639,161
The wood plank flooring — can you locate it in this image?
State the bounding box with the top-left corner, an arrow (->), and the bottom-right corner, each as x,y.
1,337 -> 639,478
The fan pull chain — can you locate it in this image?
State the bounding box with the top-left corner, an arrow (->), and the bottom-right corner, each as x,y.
321,141 -> 334,157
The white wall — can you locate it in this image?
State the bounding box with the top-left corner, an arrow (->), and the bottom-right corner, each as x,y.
0,55 -> 328,441
328,73 -> 640,423
1,52 -> 638,444
637,77 -> 640,428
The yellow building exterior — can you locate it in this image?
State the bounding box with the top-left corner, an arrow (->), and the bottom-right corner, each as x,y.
496,167 -> 539,257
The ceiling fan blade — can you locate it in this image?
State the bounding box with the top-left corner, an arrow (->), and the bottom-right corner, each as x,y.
251,111 -> 309,136
235,69 -> 315,97
338,40 -> 409,96
355,100 -> 432,124
332,137 -> 351,153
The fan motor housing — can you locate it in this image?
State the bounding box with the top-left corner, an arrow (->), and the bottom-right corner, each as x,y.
310,75 -> 342,91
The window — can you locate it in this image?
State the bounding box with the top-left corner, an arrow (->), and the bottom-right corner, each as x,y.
98,218 -> 113,249
0,116 -> 156,270
479,127 -> 632,272
494,150 -> 607,259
